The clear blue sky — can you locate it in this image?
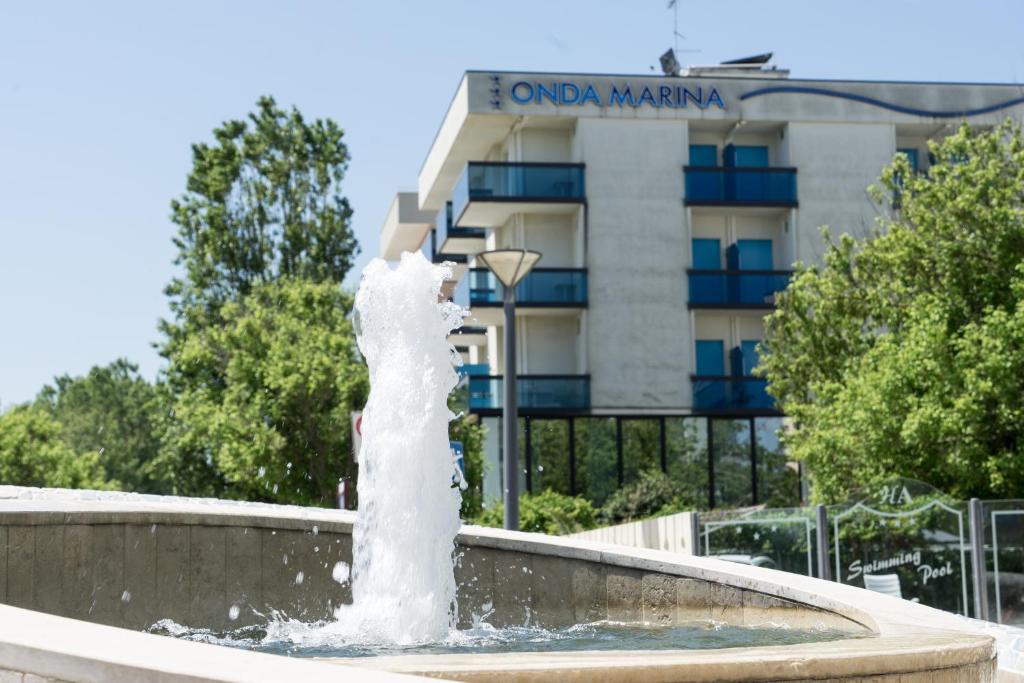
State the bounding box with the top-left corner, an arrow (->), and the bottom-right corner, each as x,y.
1,0 -> 1022,407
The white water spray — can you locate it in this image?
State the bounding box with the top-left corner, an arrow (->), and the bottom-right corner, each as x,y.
332,251 -> 465,644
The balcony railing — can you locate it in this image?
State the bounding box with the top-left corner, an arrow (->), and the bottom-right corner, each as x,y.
468,375 -> 590,411
469,268 -> 587,306
435,201 -> 485,256
457,363 -> 490,378
688,270 -> 791,308
453,162 -> 585,223
692,376 -> 778,413
684,166 -> 798,207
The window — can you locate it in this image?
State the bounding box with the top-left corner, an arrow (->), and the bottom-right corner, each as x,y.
723,145 -> 769,168
897,148 -> 919,173
754,417 -> 799,507
740,340 -> 760,376
689,144 -> 718,166
696,340 -> 725,375
726,240 -> 774,304
692,239 -> 721,269
666,417 -> 709,507
574,417 -> 618,506
733,240 -> 773,270
530,419 -> 571,495
622,419 -> 662,485
712,418 -> 753,507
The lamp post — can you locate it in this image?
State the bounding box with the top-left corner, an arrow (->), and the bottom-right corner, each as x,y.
476,249 -> 542,531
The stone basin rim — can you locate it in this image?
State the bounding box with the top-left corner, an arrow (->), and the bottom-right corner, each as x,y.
0,493 -> 998,683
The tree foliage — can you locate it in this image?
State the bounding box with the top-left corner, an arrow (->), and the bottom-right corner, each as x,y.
760,121 -> 1024,501
598,469 -> 700,525
163,95 -> 358,326
475,490 -> 598,535
157,97 -> 365,505
35,359 -> 166,493
0,406 -> 110,490
158,278 -> 368,505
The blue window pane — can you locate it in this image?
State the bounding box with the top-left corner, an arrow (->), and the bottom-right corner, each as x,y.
724,145 -> 769,168
696,340 -> 725,375
689,144 -> 718,166
735,240 -> 774,270
690,239 -> 721,304
692,239 -> 721,269
727,240 -> 774,303
897,148 -> 919,173
740,340 -> 760,376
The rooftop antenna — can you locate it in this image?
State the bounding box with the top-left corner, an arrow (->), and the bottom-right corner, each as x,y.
664,1 -> 700,60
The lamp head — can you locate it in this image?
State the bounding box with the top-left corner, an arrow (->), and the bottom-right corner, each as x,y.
476,249 -> 542,288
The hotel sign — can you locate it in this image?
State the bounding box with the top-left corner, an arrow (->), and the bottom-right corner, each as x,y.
507,79 -> 725,110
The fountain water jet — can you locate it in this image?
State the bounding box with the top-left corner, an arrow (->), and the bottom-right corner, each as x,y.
332,251 -> 465,644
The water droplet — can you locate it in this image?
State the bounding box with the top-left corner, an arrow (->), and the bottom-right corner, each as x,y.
257,466 -> 266,478
228,605 -> 240,621
537,465 -> 544,472
150,524 -> 157,534
282,554 -> 289,565
312,526 -> 319,536
332,561 -> 350,584
295,571 -> 304,585
121,590 -> 131,603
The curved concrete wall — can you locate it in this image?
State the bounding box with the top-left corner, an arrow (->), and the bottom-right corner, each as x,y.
0,493 -> 1000,682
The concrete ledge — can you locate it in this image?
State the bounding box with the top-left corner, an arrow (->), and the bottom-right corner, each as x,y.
0,603 -> 419,683
0,491 -> 1001,682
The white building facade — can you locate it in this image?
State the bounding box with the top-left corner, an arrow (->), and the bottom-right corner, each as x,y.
379,62 -> 1024,510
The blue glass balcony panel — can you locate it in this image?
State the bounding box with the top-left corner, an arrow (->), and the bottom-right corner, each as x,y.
457,363 -> 490,378
453,162 -> 585,222
692,376 -> 776,412
468,375 -> 590,411
687,270 -> 791,308
435,201 -> 485,255
684,167 -> 798,206
469,268 -> 587,306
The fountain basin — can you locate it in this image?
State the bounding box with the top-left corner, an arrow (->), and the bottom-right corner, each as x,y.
0,490 -> 998,682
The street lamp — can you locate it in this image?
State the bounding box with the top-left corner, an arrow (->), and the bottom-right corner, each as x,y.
476,248 -> 542,531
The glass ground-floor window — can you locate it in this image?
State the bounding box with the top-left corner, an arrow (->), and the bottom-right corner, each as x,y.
712,418 -> 754,508
621,418 -> 662,485
482,414 -> 800,511
574,417 -> 618,506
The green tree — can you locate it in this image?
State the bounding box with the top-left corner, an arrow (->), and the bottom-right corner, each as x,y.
760,121 -> 1024,501
163,95 -> 357,326
158,278 -> 368,505
475,490 -> 598,535
35,359 -> 166,493
0,405 -> 109,490
159,96 -> 363,501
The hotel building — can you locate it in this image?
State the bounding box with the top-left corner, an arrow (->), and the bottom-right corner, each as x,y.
378,59 -> 1024,510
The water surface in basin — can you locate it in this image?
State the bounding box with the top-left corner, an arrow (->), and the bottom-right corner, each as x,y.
149,618 -> 856,658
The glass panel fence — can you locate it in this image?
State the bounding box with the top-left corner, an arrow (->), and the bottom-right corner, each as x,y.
701,506 -> 819,577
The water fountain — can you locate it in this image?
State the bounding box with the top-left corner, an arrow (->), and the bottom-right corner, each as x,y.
0,252 -> 1001,681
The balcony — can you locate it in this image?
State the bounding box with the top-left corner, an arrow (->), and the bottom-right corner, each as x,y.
469,268 -> 587,307
684,167 -> 798,207
468,375 -> 590,412
435,201 -> 485,256
457,363 -> 490,378
692,376 -> 778,414
688,270 -> 791,309
452,162 -> 585,228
